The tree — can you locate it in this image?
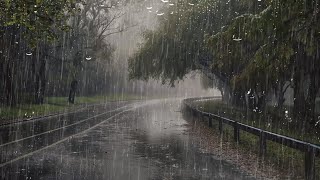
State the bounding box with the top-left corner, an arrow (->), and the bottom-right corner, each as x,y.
49,0 -> 127,103
129,0 -> 264,94
0,0 -> 79,106
0,0 -> 129,106
129,0 -> 220,85
129,0 -> 320,128
206,0 -> 320,127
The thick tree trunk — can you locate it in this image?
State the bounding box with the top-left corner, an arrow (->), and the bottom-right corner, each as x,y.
292,54 -> 319,131
305,72 -> 317,125
304,58 -> 319,126
231,89 -> 246,108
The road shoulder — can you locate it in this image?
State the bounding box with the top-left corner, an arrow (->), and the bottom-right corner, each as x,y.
184,116 -> 292,179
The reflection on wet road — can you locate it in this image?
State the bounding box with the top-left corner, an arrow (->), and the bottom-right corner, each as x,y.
1,99 -> 254,180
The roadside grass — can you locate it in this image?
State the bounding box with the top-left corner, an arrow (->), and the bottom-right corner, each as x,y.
0,104 -> 65,121
193,100 -> 320,179
196,100 -> 320,145
0,94 -> 143,122
47,94 -> 142,105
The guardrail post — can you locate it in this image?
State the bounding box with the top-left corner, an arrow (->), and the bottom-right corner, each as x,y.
234,121 -> 239,143
208,117 -> 213,127
218,119 -> 223,135
259,131 -> 266,157
305,145 -> 315,180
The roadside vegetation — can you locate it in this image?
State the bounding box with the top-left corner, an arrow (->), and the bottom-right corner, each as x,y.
0,0 -> 134,108
129,2 -> 320,177
195,99 -> 320,144
187,100 -> 320,179
220,123 -> 319,179
0,94 -> 143,123
129,0 -> 320,133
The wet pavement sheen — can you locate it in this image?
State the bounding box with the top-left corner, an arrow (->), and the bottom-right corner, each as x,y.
1,99 -> 254,180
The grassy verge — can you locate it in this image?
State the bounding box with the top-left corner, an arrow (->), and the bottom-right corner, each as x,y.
0,94 -> 143,122
214,122 -> 318,178
192,100 -> 320,178
195,99 -> 320,145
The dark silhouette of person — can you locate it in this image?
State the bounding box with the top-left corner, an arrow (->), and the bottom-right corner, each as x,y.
68,80 -> 78,104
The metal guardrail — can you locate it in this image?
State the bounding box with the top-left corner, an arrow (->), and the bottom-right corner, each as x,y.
183,97 -> 320,180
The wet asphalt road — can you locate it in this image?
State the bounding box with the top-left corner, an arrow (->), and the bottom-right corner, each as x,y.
0,99 -> 254,180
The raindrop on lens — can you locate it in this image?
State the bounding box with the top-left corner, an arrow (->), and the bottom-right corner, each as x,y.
26,52 -> 32,56
86,56 -> 92,61
233,38 -> 242,42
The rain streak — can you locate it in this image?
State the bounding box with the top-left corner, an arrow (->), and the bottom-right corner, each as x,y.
0,0 -> 320,180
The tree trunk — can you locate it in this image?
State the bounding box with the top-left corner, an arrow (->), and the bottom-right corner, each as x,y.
293,53 -> 319,129
257,93 -> 266,112
222,84 -> 231,104
293,64 -> 306,129
231,89 -> 246,108
68,80 -> 78,104
304,58 -> 319,126
34,57 -> 47,104
4,62 -> 16,106
305,72 -> 317,126
2,27 -> 17,107
275,81 -> 287,115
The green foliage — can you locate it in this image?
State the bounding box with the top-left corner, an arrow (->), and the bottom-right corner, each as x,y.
129,0 -> 220,85
0,0 -> 79,47
206,0 -> 320,98
129,0 -> 267,87
0,0 -> 128,106
130,0 -> 320,123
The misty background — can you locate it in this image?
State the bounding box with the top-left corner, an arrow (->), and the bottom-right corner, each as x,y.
107,0 -> 219,98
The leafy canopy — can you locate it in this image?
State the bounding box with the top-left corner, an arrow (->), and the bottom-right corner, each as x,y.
0,0 -> 79,46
